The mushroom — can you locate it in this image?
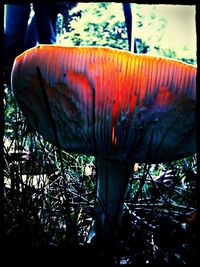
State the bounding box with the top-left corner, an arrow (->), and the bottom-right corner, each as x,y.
11,45 -> 196,245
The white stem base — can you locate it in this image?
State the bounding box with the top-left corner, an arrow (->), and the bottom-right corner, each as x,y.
88,157 -> 133,244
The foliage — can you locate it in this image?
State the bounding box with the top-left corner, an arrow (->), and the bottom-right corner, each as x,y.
59,2 -> 129,50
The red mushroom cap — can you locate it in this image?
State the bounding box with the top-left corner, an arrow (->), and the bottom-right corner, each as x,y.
11,45 -> 196,163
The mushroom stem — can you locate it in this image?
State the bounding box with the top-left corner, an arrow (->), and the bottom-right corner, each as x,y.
88,157 -> 133,244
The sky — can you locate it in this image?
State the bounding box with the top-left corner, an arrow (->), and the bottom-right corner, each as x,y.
138,5 -> 196,51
